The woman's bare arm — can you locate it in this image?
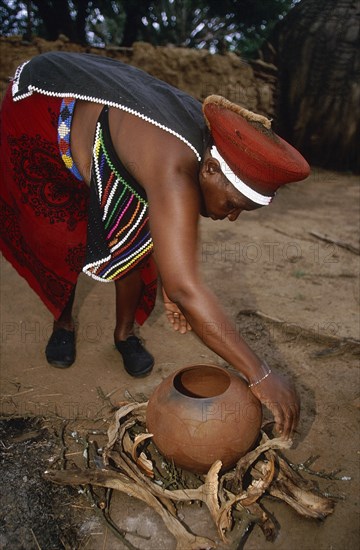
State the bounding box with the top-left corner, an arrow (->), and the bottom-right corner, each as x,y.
145,161 -> 299,439
111,114 -> 300,439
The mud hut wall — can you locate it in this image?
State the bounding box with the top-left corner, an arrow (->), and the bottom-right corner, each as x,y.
0,37 -> 275,118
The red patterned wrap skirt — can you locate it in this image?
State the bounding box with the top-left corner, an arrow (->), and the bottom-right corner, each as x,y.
0,85 -> 157,324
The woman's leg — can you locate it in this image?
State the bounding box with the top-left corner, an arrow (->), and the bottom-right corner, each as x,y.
114,269 -> 144,342
53,288 -> 76,332
45,287 -> 77,368
114,269 -> 154,377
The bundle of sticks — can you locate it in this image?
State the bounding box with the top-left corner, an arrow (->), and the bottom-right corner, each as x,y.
45,401 -> 336,549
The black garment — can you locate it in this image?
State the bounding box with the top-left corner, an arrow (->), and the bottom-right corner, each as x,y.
12,51 -> 209,161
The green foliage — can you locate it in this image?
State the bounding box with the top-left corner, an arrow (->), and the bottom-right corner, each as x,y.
0,0 -> 298,56
0,1 -> 32,38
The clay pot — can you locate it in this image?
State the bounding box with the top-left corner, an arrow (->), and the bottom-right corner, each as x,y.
146,364 -> 262,474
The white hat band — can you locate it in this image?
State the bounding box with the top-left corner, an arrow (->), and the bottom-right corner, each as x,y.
210,146 -> 273,206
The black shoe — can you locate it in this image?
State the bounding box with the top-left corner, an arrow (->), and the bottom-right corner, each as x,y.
45,328 -> 76,368
115,336 -> 154,377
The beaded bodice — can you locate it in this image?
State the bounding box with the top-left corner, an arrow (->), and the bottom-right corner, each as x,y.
82,106 -> 153,281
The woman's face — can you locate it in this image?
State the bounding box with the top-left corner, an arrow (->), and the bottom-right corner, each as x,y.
198,157 -> 262,221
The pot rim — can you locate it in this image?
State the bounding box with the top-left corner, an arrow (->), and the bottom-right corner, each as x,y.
169,363 -> 243,400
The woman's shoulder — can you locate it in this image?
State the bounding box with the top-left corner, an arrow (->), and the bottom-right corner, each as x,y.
109,107 -> 201,189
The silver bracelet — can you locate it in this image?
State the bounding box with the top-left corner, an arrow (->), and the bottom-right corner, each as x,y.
248,364 -> 272,388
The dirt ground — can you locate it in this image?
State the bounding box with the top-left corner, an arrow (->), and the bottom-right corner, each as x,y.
0,168 -> 359,549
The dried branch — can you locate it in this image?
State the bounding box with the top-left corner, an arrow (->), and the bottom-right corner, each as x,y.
267,454 -> 335,519
44,469 -> 214,550
45,402 -> 336,548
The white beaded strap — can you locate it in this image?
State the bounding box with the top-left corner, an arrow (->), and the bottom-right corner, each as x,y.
248,364 -> 272,388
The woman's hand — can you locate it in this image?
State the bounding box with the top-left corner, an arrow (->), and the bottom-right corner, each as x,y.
249,370 -> 300,440
162,287 -> 192,334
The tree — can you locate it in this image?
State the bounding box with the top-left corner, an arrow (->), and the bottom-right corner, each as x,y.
271,0 -> 360,171
205,0 -> 296,56
0,0 -> 32,37
120,0 -> 152,46
0,0 -> 104,44
121,0 -> 296,55
32,0 -> 78,42
0,0 -> 297,56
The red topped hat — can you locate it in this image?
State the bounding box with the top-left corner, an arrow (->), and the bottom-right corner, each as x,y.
203,95 -> 310,205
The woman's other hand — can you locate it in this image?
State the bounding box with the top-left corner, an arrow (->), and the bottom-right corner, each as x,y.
162,287 -> 192,334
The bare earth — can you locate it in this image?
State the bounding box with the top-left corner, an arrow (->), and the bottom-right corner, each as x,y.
0,168 -> 359,549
